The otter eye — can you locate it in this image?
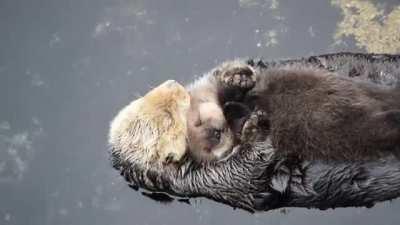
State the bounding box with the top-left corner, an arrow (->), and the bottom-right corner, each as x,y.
213,129 -> 222,140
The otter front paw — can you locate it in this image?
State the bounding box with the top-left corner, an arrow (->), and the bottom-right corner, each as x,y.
214,61 -> 256,90
241,110 -> 269,143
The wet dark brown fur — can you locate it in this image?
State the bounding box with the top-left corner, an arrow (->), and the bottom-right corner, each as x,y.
249,67 -> 400,161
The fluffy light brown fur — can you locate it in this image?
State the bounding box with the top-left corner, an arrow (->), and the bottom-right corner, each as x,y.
109,80 -> 190,169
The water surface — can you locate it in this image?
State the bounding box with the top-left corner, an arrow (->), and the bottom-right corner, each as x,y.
1,0 -> 400,224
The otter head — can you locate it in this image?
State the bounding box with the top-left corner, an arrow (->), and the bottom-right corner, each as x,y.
186,101 -> 235,163
109,80 -> 190,169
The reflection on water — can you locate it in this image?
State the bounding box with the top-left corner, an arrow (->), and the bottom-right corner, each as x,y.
0,119 -> 43,182
1,0 -> 400,224
239,0 -> 287,49
238,0 -> 279,9
333,0 -> 400,53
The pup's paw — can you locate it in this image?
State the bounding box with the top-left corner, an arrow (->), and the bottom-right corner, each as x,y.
215,61 -> 256,90
241,109 -> 268,143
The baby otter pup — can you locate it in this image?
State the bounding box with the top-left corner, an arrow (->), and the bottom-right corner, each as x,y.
204,61 -> 400,162
244,65 -> 400,161
186,101 -> 233,162
185,61 -> 256,163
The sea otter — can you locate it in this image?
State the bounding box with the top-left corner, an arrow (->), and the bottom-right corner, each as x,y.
109,60 -> 255,168
110,53 -> 400,212
110,57 -> 400,166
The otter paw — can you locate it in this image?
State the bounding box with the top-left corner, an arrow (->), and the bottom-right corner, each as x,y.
241,111 -> 260,142
241,109 -> 269,143
254,109 -> 268,120
164,152 -> 178,164
215,61 -> 256,90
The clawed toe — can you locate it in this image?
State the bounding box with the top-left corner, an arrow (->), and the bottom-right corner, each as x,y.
215,61 -> 256,90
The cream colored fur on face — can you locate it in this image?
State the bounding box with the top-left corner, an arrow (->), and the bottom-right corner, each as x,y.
109,80 -> 190,168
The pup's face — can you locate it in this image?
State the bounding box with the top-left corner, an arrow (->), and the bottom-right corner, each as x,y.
109,80 -> 191,168
187,102 -> 235,163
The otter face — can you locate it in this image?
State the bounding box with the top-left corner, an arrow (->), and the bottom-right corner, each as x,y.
187,102 -> 235,163
109,80 -> 191,168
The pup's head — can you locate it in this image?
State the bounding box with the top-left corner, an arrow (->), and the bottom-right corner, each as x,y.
187,102 -> 235,163
109,80 -> 190,169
